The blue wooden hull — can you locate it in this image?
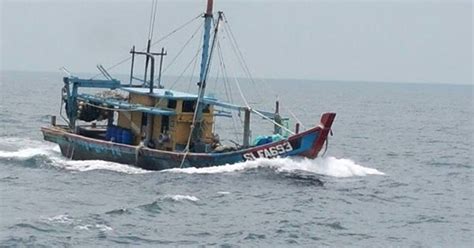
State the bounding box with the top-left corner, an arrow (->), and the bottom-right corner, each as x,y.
41,113 -> 335,171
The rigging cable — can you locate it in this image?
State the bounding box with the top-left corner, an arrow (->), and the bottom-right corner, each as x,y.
148,0 -> 159,41
167,46 -> 202,92
222,13 -> 306,131
187,40 -> 202,92
155,25 -> 202,107
90,13 -> 203,79
162,22 -> 203,74
216,41 -> 233,105
216,40 -> 241,143
281,103 -> 307,130
221,14 -> 265,103
251,108 -> 295,136
216,39 -> 242,125
255,76 -> 306,130
221,38 -> 296,136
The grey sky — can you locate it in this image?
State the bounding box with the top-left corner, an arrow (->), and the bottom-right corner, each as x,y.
1,0 -> 472,84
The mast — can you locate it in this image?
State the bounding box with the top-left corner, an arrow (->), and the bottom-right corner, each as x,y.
199,0 -> 214,84
191,0 -> 217,150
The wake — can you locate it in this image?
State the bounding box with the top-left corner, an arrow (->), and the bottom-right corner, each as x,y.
0,137 -> 384,177
165,156 -> 384,178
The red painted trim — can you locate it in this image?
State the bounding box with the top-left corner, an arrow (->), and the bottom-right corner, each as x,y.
300,112 -> 336,158
206,0 -> 213,15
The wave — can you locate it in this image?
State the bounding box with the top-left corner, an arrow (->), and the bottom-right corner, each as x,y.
162,194 -> 200,202
42,214 -> 113,232
0,147 -> 54,160
46,214 -> 73,224
164,156 -> 385,178
0,138 -> 149,175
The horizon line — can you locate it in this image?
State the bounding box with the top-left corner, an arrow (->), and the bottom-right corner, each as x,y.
1,69 -> 472,86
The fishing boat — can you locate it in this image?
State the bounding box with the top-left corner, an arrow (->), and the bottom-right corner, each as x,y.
41,0 -> 336,171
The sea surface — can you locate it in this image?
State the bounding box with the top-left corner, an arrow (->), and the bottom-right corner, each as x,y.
0,71 -> 472,247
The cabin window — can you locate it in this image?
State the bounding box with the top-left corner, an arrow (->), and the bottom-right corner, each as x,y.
167,99 -> 177,109
182,100 -> 195,112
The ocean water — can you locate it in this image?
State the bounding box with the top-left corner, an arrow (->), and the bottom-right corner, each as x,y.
0,71 -> 473,247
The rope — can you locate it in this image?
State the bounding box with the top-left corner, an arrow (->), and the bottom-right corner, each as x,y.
135,143 -> 144,166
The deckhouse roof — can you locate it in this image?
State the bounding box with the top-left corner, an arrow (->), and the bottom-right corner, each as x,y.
121,87 -> 217,101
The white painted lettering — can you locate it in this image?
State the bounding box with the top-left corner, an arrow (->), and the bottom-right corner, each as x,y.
243,142 -> 294,160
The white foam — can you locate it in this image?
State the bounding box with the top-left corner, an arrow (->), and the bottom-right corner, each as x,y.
0,147 -> 54,159
53,158 -> 150,174
0,138 -> 383,177
0,137 -> 47,148
74,224 -> 112,232
75,225 -> 91,230
95,224 -> 113,232
164,161 -> 260,174
276,157 -> 385,177
46,214 -> 73,224
165,156 -> 384,178
164,194 -> 200,202
0,138 -> 150,174
0,137 -> 58,160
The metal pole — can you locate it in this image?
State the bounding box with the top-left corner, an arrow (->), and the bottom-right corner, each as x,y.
149,55 -> 155,93
273,100 -> 282,135
143,39 -> 151,85
129,45 -> 135,86
157,47 -> 165,89
243,108 -> 251,147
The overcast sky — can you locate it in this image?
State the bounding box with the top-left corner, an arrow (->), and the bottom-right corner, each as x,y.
1,0 -> 472,84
